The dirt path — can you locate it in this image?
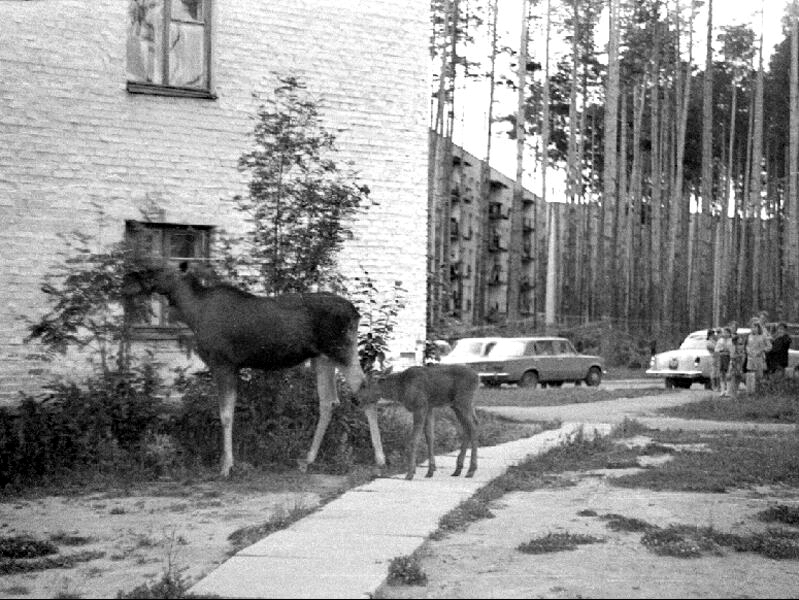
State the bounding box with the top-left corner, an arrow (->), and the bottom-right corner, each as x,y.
375,469 -> 799,599
0,473 -> 350,599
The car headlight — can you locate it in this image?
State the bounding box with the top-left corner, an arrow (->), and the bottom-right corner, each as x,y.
649,356 -> 655,368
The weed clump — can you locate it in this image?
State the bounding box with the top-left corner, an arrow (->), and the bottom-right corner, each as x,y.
0,536 -> 57,559
758,504 -> 799,527
601,513 -> 656,533
386,554 -> 428,586
517,532 -> 604,554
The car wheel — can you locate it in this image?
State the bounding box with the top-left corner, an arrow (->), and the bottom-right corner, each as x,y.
550,381 -> 563,388
703,379 -> 713,390
585,367 -> 602,387
665,377 -> 675,390
519,371 -> 538,388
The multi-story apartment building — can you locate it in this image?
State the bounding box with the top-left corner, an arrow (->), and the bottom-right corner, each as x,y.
430,139 -> 541,328
0,0 -> 429,401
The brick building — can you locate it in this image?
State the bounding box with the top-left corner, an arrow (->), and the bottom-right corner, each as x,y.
0,0 -> 430,401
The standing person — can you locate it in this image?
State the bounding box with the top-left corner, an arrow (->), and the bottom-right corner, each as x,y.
766,322 -> 792,379
706,329 -> 720,391
715,328 -> 733,397
744,318 -> 772,393
728,333 -> 745,399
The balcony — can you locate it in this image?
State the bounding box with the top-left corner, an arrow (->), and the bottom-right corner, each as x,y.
488,230 -> 507,252
488,202 -> 508,220
450,218 -> 459,240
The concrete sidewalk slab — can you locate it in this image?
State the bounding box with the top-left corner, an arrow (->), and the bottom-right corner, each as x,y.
188,422 -> 611,599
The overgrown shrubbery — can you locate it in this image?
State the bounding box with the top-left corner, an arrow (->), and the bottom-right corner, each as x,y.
0,364 -> 169,489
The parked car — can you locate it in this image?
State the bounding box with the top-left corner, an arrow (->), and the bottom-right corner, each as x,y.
439,337 -> 501,366
460,336 -> 604,388
646,325 -> 799,389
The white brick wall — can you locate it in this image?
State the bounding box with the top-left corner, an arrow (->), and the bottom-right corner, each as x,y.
0,0 -> 430,401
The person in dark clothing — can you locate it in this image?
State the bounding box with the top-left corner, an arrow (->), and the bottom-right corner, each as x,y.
766,322 -> 791,377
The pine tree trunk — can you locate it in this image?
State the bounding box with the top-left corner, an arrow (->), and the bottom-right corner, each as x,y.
750,25 -> 764,312
787,0 -> 799,318
506,0 -> 530,321
543,0 -> 556,329
475,0 -> 499,325
601,0 -> 621,319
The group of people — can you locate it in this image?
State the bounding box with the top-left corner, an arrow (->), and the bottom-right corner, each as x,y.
706,316 -> 792,397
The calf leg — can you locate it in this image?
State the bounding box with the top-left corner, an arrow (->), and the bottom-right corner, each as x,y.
406,410 -> 426,480
424,408 -> 436,478
464,407 -> 479,477
214,367 -> 238,478
300,357 -> 338,472
451,404 -> 478,477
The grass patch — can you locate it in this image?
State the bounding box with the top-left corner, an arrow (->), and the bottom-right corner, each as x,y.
611,432 -> 799,493
1,586 -> 30,595
227,502 -> 315,554
0,549 -> 105,574
0,536 -> 57,559
517,532 -> 604,554
49,532 -> 95,546
642,525 -> 799,560
658,378 -> 799,423
386,554 -> 428,586
758,504 -> 799,527
475,386 -> 668,408
432,498 -> 495,539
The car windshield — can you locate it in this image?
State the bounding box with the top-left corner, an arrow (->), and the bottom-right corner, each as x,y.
679,335 -> 711,350
487,340 -> 527,359
448,340 -> 492,358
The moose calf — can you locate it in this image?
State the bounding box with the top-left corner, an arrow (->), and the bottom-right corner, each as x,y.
358,364 -> 479,480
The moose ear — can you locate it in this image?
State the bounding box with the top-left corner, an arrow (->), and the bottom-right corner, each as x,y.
178,261 -> 189,273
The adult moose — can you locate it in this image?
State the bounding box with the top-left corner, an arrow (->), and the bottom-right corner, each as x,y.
122,260 -> 386,477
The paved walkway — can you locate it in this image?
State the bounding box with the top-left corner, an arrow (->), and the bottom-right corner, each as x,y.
189,422 -> 612,599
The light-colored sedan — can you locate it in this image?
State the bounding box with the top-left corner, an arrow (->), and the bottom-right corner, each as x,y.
439,337 -> 501,366
646,327 -> 799,389
462,336 -> 605,388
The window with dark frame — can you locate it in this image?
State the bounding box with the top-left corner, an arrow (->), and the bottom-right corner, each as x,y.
126,221 -> 212,335
126,0 -> 214,99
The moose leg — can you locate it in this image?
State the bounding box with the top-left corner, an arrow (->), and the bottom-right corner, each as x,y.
300,357 -> 338,472
338,344 -> 385,469
363,403 -> 386,468
424,408 -> 436,478
214,367 -> 238,478
406,410 -> 426,480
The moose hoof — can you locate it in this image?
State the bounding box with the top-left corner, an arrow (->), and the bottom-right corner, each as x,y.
296,459 -> 309,473
451,469 -> 462,477
404,472 -> 415,481
465,470 -> 476,478
425,470 -> 435,478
